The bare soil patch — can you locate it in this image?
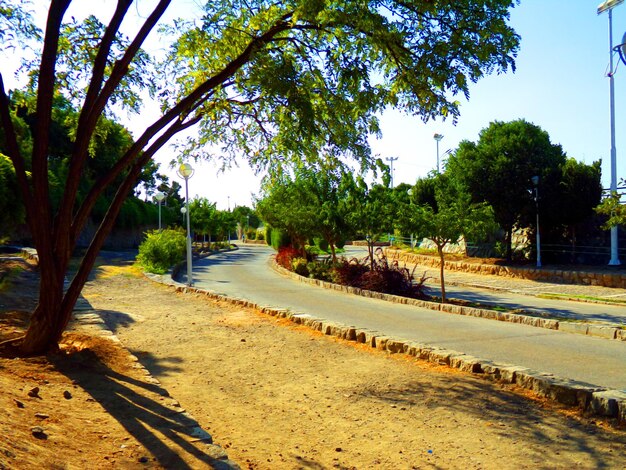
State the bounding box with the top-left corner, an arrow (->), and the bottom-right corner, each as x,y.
2,256 -> 626,469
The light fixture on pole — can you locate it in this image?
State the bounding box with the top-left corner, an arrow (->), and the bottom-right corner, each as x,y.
177,162 -> 195,286
598,0 -> 623,265
433,133 -> 444,173
154,191 -> 165,230
531,176 -> 542,268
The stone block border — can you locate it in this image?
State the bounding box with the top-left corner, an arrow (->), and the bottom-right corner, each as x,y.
272,261 -> 625,342
164,279 -> 625,426
384,248 -> 626,289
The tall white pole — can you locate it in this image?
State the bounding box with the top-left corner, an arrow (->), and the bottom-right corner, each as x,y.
185,178 -> 193,286
608,9 -> 621,265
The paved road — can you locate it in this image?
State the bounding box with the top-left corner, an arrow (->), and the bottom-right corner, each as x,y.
189,245 -> 626,390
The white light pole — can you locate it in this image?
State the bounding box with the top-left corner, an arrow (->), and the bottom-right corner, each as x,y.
433,133 -> 444,173
154,191 -> 165,230
177,163 -> 195,286
531,176 -> 542,268
598,0 -> 623,265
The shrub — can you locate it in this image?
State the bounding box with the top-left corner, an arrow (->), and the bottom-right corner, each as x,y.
313,237 -> 329,252
137,228 -> 186,274
291,257 -> 310,277
245,228 -> 257,240
276,246 -> 300,269
307,259 -> 334,282
270,228 -> 291,251
330,249 -> 427,299
331,258 -> 369,287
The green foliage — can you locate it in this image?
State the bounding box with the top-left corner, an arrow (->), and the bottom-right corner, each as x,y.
291,257 -> 310,277
596,191 -> 626,228
137,228 -> 186,274
0,153 -> 24,236
307,259 -> 334,282
446,119 -> 566,259
270,228 -> 291,251
162,0 -> 519,177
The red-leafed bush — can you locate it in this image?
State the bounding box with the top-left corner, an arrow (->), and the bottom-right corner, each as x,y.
276,246 -> 300,269
331,249 -> 427,299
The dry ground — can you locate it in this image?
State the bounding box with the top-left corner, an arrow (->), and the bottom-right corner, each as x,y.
1,255 -> 626,469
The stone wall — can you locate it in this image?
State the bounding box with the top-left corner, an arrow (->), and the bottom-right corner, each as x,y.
385,248 -> 626,289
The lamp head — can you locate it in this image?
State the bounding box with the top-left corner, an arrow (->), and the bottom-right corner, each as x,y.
597,0 -> 624,14
154,191 -> 165,202
531,175 -> 539,186
178,162 -> 194,179
181,207 -> 187,214
433,133 -> 444,142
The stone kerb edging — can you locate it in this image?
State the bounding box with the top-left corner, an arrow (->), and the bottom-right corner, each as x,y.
384,248 -> 626,289
165,281 -> 626,425
152,253 -> 625,424
272,260 -> 626,342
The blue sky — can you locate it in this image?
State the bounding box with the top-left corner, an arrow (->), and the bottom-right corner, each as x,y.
375,1 -> 626,191
4,1 -> 626,210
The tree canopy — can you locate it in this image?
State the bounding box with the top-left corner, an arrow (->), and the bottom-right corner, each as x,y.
0,0 -> 520,355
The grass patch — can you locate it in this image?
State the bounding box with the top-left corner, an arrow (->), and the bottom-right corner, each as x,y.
537,292 -> 626,305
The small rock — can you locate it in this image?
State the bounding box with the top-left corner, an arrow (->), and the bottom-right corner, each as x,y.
34,413 -> 49,419
335,447 -> 342,452
241,338 -> 246,342
14,399 -> 24,408
138,456 -> 149,463
31,426 -> 47,439
27,387 -> 40,398
63,390 -> 72,400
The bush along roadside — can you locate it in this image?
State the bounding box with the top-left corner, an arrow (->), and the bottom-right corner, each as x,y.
277,246 -> 428,300
137,229 -> 186,274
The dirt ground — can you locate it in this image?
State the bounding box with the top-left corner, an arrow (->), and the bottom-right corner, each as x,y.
2,256 -> 626,469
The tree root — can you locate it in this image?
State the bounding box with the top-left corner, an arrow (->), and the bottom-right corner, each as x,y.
0,335 -> 26,358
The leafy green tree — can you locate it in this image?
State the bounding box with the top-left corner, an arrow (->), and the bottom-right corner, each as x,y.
401,175 -> 495,302
345,166 -> 397,268
0,0 -> 519,355
596,187 -> 626,229
189,197 -> 218,243
446,119 -> 566,260
256,177 -> 319,253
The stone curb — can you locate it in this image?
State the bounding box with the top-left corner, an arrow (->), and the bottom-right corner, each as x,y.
153,262 -> 625,426
272,261 -> 625,342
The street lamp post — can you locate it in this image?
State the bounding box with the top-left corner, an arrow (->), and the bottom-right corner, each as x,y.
177,163 -> 195,286
598,0 -> 623,265
433,133 -> 444,173
154,191 -> 165,230
531,176 -> 542,268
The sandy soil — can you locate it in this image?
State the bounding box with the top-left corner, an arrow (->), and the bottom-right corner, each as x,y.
2,256 -> 626,469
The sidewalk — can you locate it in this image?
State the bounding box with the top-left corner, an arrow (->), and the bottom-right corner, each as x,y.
416,262 -> 626,303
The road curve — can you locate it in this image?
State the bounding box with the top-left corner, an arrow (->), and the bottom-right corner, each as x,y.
190,245 -> 626,390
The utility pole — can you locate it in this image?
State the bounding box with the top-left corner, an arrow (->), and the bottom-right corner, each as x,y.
386,156 -> 398,188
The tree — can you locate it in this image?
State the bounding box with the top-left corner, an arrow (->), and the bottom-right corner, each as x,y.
189,197 -> 218,243
0,0 -> 519,355
345,165 -> 397,269
596,185 -> 626,229
401,174 -> 495,302
256,177 -> 319,253
446,119 -> 566,260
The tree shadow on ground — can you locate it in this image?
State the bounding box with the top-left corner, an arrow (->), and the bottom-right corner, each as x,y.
354,378 -> 625,469
51,345 -> 234,469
